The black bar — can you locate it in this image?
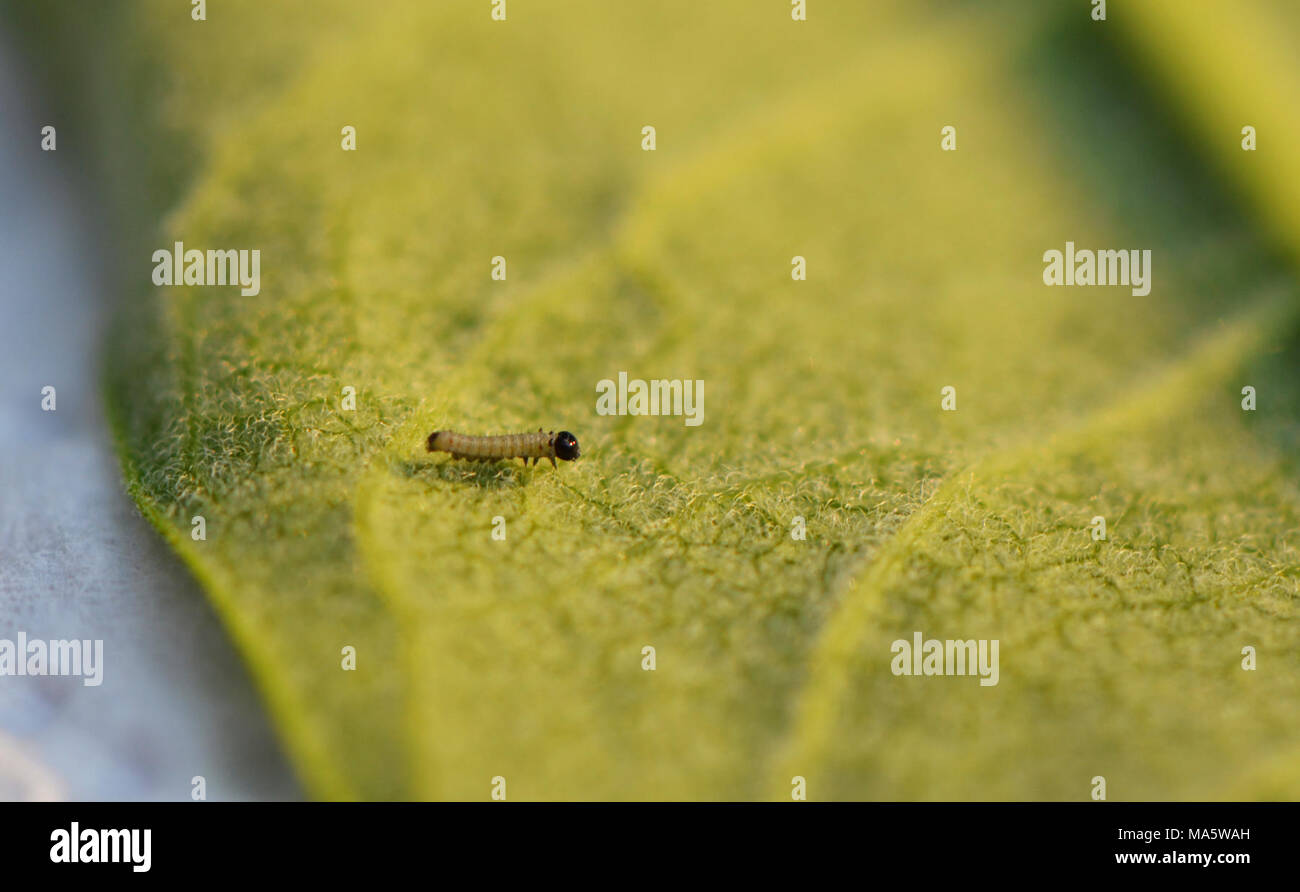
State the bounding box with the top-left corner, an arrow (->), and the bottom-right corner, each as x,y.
1,802 -> 1287,879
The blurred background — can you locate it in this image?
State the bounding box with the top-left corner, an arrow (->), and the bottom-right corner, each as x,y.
0,23 -> 297,800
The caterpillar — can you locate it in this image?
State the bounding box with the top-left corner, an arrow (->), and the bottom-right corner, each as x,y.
426,428 -> 581,468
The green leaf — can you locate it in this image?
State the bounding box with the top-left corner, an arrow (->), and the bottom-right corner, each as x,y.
49,0 -> 1300,798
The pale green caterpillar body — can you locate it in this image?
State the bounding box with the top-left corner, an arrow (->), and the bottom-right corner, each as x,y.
426,429 -> 581,468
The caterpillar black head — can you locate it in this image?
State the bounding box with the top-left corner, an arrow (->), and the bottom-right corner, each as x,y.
554,431 -> 581,461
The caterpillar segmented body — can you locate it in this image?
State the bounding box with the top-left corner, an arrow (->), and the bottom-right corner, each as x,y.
426,429 -> 581,468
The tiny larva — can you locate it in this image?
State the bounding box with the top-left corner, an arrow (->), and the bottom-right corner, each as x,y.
426,428 -> 581,468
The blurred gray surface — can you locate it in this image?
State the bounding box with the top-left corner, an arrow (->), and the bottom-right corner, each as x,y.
0,31 -> 300,800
